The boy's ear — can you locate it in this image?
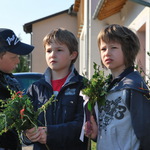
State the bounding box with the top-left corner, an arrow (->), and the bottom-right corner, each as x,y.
70,51 -> 78,60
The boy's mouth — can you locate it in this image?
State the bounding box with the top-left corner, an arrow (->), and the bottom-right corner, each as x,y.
105,58 -> 113,63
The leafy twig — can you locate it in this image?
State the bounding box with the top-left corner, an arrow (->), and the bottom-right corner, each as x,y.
82,62 -> 110,112
0,90 -> 56,137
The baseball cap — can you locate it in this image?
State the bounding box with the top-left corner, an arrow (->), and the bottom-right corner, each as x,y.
0,28 -> 34,55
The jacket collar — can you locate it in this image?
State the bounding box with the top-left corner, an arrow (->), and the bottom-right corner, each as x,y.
44,65 -> 77,85
107,66 -> 134,91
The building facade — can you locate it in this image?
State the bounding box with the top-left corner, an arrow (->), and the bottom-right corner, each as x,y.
24,0 -> 150,80
73,0 -> 150,79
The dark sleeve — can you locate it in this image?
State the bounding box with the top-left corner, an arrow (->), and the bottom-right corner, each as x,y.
0,129 -> 21,150
128,89 -> 150,150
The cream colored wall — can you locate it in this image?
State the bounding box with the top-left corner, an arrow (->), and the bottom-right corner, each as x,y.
126,6 -> 150,76
31,13 -> 78,73
120,1 -> 150,75
137,30 -> 146,72
79,0 -> 107,78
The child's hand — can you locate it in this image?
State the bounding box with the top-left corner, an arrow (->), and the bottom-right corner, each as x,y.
25,127 -> 41,142
84,115 -> 98,140
25,127 -> 47,144
85,120 -> 92,136
37,127 -> 47,144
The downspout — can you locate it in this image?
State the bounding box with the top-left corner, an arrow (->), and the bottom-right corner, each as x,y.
30,32 -> 33,72
85,0 -> 90,78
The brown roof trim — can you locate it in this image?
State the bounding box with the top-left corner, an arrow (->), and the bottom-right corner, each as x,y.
97,0 -> 127,20
73,0 -> 81,12
23,9 -> 69,33
92,0 -> 127,20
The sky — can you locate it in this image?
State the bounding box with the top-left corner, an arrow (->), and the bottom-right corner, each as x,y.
0,0 -> 74,44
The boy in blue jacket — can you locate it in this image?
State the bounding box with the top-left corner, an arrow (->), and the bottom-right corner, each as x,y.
84,24 -> 150,150
22,28 -> 88,150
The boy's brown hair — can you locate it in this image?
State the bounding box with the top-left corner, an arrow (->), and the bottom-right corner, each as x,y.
97,24 -> 140,67
43,28 -> 78,64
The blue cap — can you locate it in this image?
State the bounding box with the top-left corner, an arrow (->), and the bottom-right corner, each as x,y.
0,28 -> 34,55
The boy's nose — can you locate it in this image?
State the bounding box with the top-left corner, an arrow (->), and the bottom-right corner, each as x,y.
51,50 -> 55,55
105,48 -> 111,55
50,50 -> 56,57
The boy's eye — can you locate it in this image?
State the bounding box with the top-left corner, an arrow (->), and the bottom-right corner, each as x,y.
100,48 -> 106,51
57,49 -> 62,52
112,46 -> 117,49
47,49 -> 52,53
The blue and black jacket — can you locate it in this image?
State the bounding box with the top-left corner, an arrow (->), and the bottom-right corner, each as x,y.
23,66 -> 88,150
97,67 -> 150,150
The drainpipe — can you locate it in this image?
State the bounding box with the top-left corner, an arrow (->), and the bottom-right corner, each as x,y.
29,32 -> 33,72
85,0 -> 90,78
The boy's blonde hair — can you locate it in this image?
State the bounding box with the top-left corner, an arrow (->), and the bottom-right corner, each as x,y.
97,24 -> 140,67
43,28 -> 78,64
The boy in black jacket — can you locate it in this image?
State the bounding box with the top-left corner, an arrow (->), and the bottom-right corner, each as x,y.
22,28 -> 88,150
0,28 -> 34,150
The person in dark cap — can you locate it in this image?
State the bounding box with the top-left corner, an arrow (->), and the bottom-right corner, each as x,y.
0,28 -> 34,150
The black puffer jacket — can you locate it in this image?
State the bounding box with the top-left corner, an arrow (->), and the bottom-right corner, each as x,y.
0,71 -> 22,150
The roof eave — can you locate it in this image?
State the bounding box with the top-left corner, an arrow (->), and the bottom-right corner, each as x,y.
23,9 -> 69,33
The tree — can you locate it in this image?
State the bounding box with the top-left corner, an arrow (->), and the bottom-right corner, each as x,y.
13,34 -> 31,73
13,55 -> 30,73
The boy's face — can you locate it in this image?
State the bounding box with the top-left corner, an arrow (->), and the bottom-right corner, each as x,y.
100,40 -> 125,76
45,40 -> 77,74
0,52 -> 20,73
